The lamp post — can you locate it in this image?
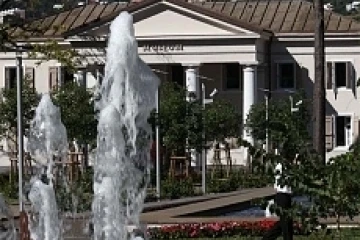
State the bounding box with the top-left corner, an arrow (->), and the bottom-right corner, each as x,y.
151,68 -> 168,200
201,83 -> 217,194
16,50 -> 31,240
16,52 -> 24,212
289,96 -> 302,113
155,88 -> 161,200
258,88 -> 271,153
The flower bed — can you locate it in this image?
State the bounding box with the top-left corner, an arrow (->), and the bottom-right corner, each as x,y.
147,220 -> 302,239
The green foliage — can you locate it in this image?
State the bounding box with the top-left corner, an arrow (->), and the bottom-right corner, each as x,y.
27,41 -> 81,72
0,80 -> 40,147
207,178 -> 233,193
56,167 -> 94,213
240,128 -> 360,234
204,100 -> 241,142
52,82 -> 97,145
161,177 -> 195,199
0,174 -> 18,201
207,169 -> 271,194
246,91 -> 310,159
154,81 -> 188,155
150,81 -> 241,155
314,153 -> 360,230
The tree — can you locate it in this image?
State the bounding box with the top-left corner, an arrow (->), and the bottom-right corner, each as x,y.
314,0 -> 326,163
155,81 -> 188,156
246,91 -> 311,158
0,80 -> 40,151
241,119 -> 360,235
204,99 -> 241,142
318,153 -> 360,231
149,81 -> 241,174
52,82 -> 97,147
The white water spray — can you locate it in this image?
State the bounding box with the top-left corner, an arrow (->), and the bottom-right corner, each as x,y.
93,12 -> 159,240
0,194 -> 16,240
27,94 -> 68,240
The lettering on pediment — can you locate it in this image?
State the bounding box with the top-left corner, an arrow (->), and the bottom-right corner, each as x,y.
142,44 -> 183,53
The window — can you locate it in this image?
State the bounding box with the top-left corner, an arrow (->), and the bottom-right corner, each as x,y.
326,61 -> 354,91
97,66 -> 104,85
25,67 -> 35,90
63,67 -> 74,86
224,63 -> 241,90
335,62 -> 346,87
335,116 -> 352,147
171,65 -> 184,86
49,66 -> 74,91
277,63 -> 295,89
5,66 -> 17,89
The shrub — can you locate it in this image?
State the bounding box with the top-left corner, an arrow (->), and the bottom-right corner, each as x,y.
206,169 -> 271,194
161,177 -> 195,199
0,173 -> 18,201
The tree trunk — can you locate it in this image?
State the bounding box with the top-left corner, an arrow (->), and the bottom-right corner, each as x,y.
313,0 -> 326,163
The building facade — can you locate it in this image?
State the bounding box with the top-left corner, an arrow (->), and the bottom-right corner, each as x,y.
1,0 -> 360,164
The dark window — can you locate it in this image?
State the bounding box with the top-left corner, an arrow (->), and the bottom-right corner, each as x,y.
335,62 -> 346,88
336,116 -> 351,147
171,65 -> 184,86
278,63 -> 295,89
62,67 -> 74,85
98,66 -> 104,85
5,67 -> 17,89
225,63 -> 240,89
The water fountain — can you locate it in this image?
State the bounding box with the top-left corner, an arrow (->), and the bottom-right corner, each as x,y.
5,10 -> 159,240
27,94 -> 68,240
93,11 -> 159,240
0,194 -> 16,240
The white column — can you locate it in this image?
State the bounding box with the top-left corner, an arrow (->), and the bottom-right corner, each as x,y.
242,65 -> 256,161
185,65 -> 200,101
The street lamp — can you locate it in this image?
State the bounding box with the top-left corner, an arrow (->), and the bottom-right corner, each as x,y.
258,88 -> 272,153
201,83 -> 217,194
151,68 -> 166,200
290,96 -> 303,113
16,51 -> 24,213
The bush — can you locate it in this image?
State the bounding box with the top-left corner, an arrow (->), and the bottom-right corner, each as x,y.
56,167 -> 94,213
161,177 -> 195,199
206,169 -> 271,194
206,178 -> 233,193
0,173 -> 18,201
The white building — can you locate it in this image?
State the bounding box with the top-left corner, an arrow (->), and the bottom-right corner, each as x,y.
1,0 -> 360,166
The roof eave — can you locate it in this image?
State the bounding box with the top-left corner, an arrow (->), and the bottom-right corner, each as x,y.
275,31 -> 360,38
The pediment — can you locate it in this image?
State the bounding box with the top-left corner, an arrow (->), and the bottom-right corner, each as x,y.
133,9 -> 241,37
78,2 -> 259,38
